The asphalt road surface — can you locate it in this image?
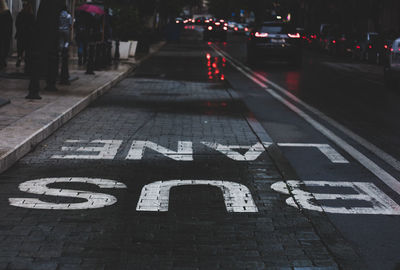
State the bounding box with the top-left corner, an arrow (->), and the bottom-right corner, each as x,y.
0,26 -> 399,270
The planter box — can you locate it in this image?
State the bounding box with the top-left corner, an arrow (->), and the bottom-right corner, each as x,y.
111,41 -> 131,60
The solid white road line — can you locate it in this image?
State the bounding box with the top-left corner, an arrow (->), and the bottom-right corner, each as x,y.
210,44 -> 400,196
213,44 -> 400,172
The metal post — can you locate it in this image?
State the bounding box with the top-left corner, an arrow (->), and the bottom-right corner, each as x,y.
114,39 -> 120,62
59,47 -> 70,85
85,42 -> 95,75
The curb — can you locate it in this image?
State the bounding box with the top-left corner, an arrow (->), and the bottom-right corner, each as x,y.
0,41 -> 166,175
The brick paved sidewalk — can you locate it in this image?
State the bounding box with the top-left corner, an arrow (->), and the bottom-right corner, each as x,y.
0,42 -> 165,174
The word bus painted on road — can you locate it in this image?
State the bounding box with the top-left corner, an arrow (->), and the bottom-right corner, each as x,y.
9,178 -> 400,215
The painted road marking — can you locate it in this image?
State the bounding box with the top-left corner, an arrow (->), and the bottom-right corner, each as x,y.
201,142 -> 269,161
9,178 -> 127,210
136,180 -> 258,213
52,140 -> 346,164
277,143 -> 349,163
210,44 -> 400,195
51,140 -> 122,159
271,181 -> 400,215
212,44 -> 400,172
126,140 -> 193,161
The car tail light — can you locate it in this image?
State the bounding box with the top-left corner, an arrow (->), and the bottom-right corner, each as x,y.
244,27 -> 249,32
356,45 -> 361,49
208,26 -> 213,31
176,20 -> 179,24
332,40 -> 336,44
384,45 -> 388,49
234,27 -> 238,31
288,33 -> 300,38
369,45 -> 372,49
390,48 -> 393,52
220,19 -> 224,22
206,53 -> 211,60
223,27 -> 228,31
255,32 -> 268,38
224,23 -> 228,26
215,22 -> 220,26
205,20 -> 209,23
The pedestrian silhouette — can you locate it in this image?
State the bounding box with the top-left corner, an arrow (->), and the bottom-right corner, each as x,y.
0,0 -> 13,71
15,2 -> 35,73
27,0 -> 63,99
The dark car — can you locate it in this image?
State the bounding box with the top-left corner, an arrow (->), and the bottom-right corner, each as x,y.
203,21 -> 228,42
247,22 -> 302,65
384,38 -> 400,90
327,32 -> 357,56
352,32 -> 379,61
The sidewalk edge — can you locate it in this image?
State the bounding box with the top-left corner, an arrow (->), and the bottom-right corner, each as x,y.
0,41 -> 166,174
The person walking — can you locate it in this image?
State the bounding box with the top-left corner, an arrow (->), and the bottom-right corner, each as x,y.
15,1 -> 35,72
59,5 -> 72,51
75,11 -> 90,65
0,0 -> 13,70
26,0 -> 63,99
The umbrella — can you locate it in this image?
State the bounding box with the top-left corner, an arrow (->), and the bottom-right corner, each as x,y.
76,4 -> 104,15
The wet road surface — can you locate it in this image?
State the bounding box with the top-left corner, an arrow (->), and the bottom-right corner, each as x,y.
0,27 -> 399,270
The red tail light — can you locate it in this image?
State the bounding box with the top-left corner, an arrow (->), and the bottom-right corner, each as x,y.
208,26 -> 213,31
215,22 -> 220,26
368,45 -> 372,49
384,45 -> 388,49
288,33 -> 300,38
356,45 -> 361,49
223,27 -> 228,31
234,27 -> 238,31
332,40 -> 336,44
255,32 -> 268,38
244,27 -> 249,32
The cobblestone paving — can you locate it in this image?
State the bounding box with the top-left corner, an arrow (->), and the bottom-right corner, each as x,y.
0,42 -> 341,270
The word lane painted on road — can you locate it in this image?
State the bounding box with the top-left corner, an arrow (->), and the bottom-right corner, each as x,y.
9,178 -> 400,215
51,140 -> 348,163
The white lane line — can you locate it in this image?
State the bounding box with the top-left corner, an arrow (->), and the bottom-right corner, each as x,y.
213,44 -> 400,172
210,44 -> 400,195
277,143 -> 349,163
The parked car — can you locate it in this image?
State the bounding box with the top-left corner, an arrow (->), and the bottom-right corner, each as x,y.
203,21 -> 228,42
352,32 -> 379,61
384,38 -> 400,90
247,22 -> 302,65
327,32 -> 357,57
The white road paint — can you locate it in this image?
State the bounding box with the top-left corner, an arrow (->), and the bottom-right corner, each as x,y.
126,140 -> 193,161
9,178 -> 127,210
271,181 -> 400,215
201,142 -> 269,161
277,143 -> 349,163
210,44 -> 400,196
136,180 -> 258,212
51,140 -> 122,159
213,44 -> 400,172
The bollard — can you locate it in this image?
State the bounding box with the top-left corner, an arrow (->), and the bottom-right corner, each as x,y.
94,42 -> 101,70
106,41 -> 112,66
114,39 -> 120,62
59,47 -> 70,85
85,42 -> 95,75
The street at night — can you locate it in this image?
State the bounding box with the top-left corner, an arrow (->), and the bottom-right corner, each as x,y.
1,0 -> 400,269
